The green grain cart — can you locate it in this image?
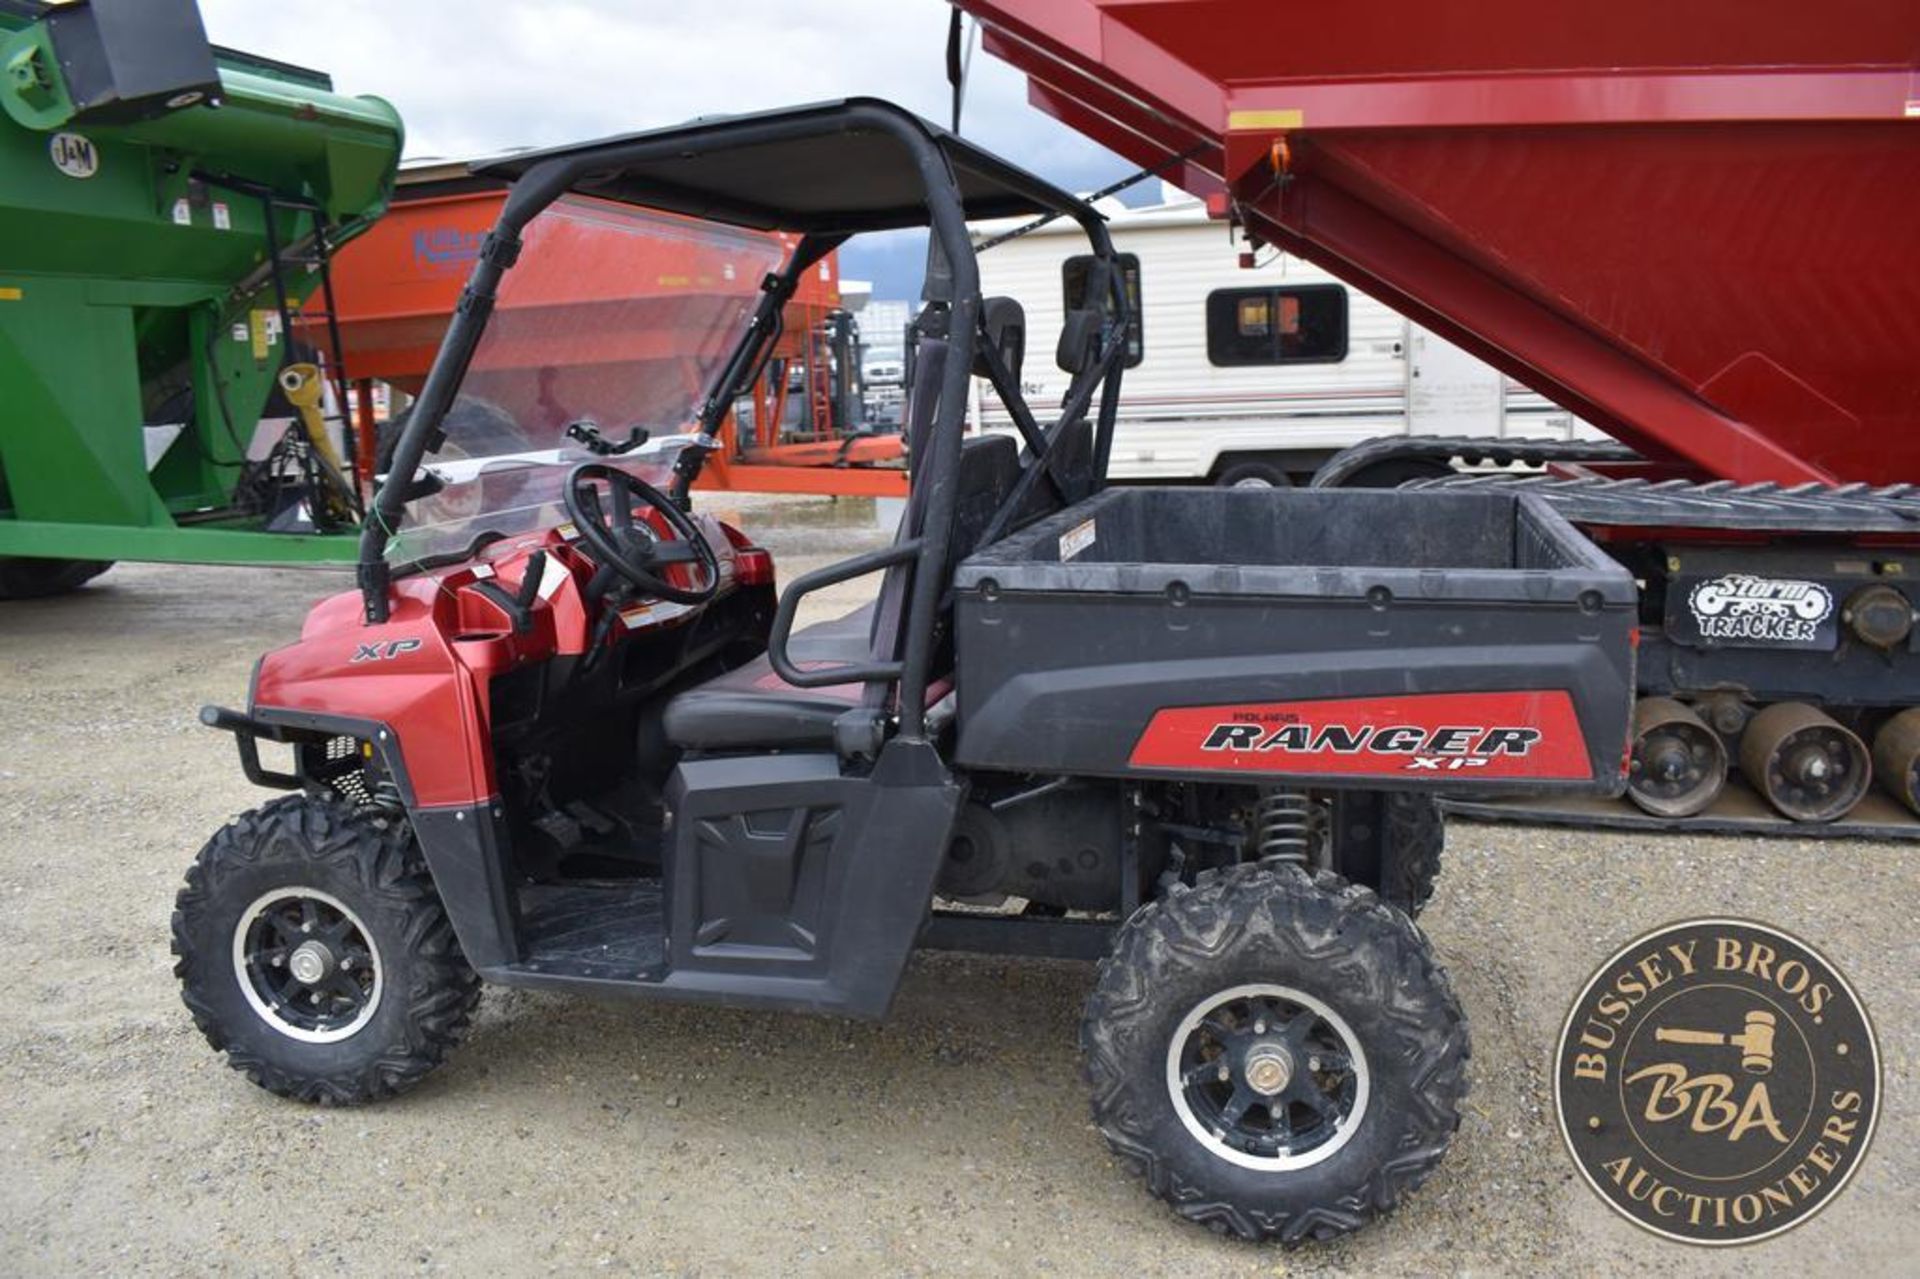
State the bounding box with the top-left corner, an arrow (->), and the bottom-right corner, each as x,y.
0,0 -> 400,597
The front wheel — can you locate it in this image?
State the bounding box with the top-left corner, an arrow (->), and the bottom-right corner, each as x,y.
1081,865 -> 1468,1244
172,795 -> 481,1104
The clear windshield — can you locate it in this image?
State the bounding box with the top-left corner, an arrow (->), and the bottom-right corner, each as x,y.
383,196 -> 790,566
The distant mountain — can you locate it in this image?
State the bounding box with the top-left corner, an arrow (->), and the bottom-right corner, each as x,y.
842,230 -> 931,306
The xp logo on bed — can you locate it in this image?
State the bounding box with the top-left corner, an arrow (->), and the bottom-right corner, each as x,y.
1555,919 -> 1879,1245
1128,690 -> 1592,780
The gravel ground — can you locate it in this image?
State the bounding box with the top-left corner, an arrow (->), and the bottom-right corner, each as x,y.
1,494 -> 1914,1275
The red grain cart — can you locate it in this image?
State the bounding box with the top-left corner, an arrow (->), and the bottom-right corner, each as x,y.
306,167 -> 905,496
961,0 -> 1920,831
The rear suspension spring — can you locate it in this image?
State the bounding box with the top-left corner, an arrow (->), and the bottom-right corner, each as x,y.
1251,789 -> 1313,864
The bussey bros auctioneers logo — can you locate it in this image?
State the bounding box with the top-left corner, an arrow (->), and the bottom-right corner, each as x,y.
1554,919 -> 1879,1245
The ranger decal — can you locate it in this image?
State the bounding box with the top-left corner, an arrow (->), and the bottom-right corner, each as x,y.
1129,691 -> 1593,780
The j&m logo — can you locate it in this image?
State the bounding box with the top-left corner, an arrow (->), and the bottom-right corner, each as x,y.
1554,919 -> 1879,1245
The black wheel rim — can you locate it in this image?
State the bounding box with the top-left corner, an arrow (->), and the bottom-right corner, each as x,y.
232,888 -> 383,1042
1166,983 -> 1369,1170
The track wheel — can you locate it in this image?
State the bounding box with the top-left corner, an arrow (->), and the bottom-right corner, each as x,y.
1626,697 -> 1727,817
1080,865 -> 1468,1244
1871,708 -> 1920,816
172,795 -> 481,1103
1738,702 -> 1870,823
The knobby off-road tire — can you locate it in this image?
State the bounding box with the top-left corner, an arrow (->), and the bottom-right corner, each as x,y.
1373,792 -> 1443,918
173,795 -> 481,1104
1081,865 -> 1469,1244
0,557 -> 111,599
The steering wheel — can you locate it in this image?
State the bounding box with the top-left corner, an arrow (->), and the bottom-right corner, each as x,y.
563,462 -> 720,605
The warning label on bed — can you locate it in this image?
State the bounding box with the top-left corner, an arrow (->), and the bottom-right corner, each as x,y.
1059,518 -> 1096,561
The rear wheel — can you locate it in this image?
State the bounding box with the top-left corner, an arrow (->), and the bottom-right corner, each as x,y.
172,795 -> 480,1103
1368,792 -> 1444,918
0,557 -> 111,599
1081,865 -> 1468,1244
1281,789 -> 1444,918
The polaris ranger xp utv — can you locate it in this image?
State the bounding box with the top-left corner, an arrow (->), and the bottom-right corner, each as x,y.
175,100 -> 1637,1244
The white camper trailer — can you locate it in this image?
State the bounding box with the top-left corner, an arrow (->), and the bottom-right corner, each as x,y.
970,188 -> 1604,485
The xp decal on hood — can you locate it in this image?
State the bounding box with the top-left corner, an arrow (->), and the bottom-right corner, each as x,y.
1673,574 -> 1836,650
1128,691 -> 1595,781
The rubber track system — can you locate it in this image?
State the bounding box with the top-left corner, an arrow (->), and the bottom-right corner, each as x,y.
1309,435 -> 1641,489
1406,473 -> 1920,532
1081,864 -> 1469,1244
1313,433 -> 1920,534
173,794 -> 482,1103
1408,468 -> 1920,836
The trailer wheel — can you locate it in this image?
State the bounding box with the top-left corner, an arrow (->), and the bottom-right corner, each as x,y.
1081,865 -> 1468,1244
0,557 -> 112,599
172,795 -> 481,1104
1214,458 -> 1291,489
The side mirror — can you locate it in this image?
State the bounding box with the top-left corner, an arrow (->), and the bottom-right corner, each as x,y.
974,296 -> 1027,383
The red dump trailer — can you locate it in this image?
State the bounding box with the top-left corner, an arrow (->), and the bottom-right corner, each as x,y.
960,0 -> 1920,834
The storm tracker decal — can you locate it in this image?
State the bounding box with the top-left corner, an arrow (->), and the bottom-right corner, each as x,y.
1671,573 -> 1838,650
1128,691 -> 1594,780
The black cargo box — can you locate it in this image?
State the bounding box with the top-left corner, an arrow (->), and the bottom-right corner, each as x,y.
952,487 -> 1635,793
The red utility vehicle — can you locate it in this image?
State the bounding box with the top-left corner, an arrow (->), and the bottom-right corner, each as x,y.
959,0 -> 1920,832
176,100 -> 1641,1244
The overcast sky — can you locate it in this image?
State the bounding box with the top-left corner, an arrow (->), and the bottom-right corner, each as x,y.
197,2 -> 1133,299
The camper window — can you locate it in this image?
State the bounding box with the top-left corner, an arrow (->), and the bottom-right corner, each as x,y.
1063,253 -> 1143,367
1206,284 -> 1347,366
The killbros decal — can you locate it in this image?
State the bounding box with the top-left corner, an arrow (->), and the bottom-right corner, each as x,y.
1129,690 -> 1592,780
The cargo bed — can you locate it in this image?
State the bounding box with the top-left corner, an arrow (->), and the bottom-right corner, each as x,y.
953,487 -> 1635,792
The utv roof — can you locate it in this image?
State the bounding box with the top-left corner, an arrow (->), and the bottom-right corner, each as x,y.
472,97 -> 1084,235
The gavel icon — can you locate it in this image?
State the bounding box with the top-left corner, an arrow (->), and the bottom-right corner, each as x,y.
1654,1009 -> 1778,1075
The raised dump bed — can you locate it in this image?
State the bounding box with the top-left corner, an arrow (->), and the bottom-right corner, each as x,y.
953,487 -> 1635,791
958,0 -> 1920,486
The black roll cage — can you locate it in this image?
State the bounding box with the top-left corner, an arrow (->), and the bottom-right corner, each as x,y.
357,99 -> 1129,744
